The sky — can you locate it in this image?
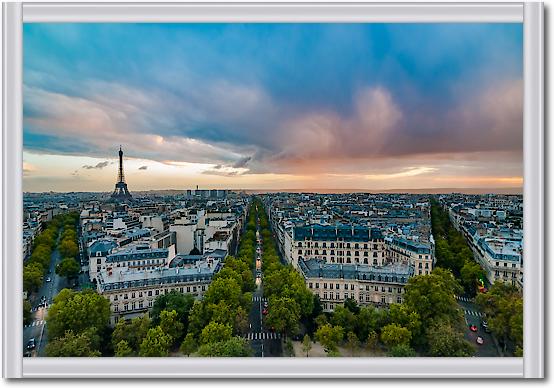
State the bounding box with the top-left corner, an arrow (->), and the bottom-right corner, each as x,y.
23,23 -> 523,193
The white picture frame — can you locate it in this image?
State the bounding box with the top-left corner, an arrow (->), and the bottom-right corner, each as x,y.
2,1 -> 544,379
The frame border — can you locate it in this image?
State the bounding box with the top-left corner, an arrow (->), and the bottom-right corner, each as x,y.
2,1 -> 543,379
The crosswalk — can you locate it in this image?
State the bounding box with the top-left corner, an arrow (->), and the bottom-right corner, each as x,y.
244,332 -> 281,340
464,309 -> 484,317
456,296 -> 474,303
252,296 -> 268,302
24,320 -> 45,328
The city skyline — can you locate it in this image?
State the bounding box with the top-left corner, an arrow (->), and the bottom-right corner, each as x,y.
23,23 -> 523,192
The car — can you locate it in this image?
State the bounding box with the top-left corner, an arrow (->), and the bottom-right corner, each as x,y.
469,325 -> 478,332
24,351 -> 32,357
262,308 -> 268,315
45,277 -> 51,282
263,301 -> 269,308
26,338 -> 36,350
476,336 -> 484,345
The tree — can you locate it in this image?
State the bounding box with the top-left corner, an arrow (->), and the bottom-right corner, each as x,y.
315,324 -> 344,353
55,258 -> 80,280
45,330 -> 101,357
389,344 -> 417,357
234,307 -> 250,335
23,299 -> 32,326
23,263 -> 43,293
159,309 -> 184,345
196,337 -> 252,357
114,340 -> 134,357
139,326 -> 172,357
203,277 -> 242,309
404,269 -> 463,335
344,297 -> 360,314
265,296 -> 300,335
426,322 -> 474,357
150,290 -> 195,327
346,331 -> 359,356
58,239 -> 78,259
365,331 -> 379,353
331,305 -> 357,339
47,289 -> 110,341
112,315 -> 150,352
302,334 -> 312,357
200,322 -> 233,345
460,261 -> 485,296
180,333 -> 198,356
380,324 -> 412,348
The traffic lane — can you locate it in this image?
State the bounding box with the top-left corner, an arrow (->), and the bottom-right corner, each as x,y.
463,312 -> 498,357
23,308 -> 47,356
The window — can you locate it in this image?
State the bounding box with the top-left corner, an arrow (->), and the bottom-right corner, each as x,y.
418,263 -> 423,268
315,283 -> 319,289
344,293 -> 349,300
397,296 -> 402,303
388,287 -> 392,293
350,284 -> 354,290
298,249 -> 302,254
374,244 -> 378,250
155,290 -> 159,296
131,292 -> 136,298
309,282 -> 313,289
330,283 -> 333,290
381,296 -> 386,304
323,292 -> 328,299
335,284 -> 339,289
97,258 -> 101,264
344,284 -> 348,290
114,304 -> 119,312
123,293 -> 128,300
373,252 -> 378,257
324,283 -> 327,289
148,290 -> 152,296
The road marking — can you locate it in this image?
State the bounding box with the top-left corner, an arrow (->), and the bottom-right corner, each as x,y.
245,332 -> 281,341
25,320 -> 45,328
252,296 -> 268,302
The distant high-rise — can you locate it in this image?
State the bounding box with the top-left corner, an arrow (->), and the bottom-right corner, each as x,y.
111,146 -> 132,201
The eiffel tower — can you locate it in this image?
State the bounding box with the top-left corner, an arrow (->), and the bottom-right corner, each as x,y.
111,146 -> 132,201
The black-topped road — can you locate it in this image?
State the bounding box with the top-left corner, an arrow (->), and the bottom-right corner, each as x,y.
456,295 -> 501,357
23,230 -> 69,356
246,211 -> 282,357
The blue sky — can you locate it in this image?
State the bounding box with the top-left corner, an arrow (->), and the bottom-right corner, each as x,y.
23,23 -> 523,192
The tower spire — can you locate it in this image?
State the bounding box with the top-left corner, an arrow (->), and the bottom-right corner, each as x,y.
111,146 -> 132,201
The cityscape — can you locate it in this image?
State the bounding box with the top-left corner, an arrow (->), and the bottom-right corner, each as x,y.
22,23 -> 523,358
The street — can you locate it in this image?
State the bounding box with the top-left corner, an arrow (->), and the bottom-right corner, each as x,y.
456,295 -> 500,357
245,211 -> 282,357
23,230 -> 68,356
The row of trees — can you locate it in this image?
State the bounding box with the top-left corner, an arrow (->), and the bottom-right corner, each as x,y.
255,198 -> 317,337
476,281 -> 523,356
431,199 -> 485,296
55,213 -> 81,282
309,268 -> 474,357
23,215 -> 63,294
23,212 -> 80,326
45,288 -> 111,356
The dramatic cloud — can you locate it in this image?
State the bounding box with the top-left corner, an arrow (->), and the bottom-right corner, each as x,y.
82,161 -> 110,170
22,23 -> 523,191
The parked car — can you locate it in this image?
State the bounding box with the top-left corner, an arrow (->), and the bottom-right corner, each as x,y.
263,301 -> 269,308
469,325 -> 478,332
476,336 -> 484,345
45,277 -> 51,282
481,320 -> 491,333
26,338 -> 36,350
262,308 -> 268,315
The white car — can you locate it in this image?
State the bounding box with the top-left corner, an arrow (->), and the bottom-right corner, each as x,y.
45,277 -> 51,282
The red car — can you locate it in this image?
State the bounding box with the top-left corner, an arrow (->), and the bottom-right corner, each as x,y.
262,308 -> 268,315
469,325 -> 478,332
